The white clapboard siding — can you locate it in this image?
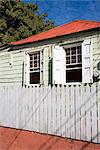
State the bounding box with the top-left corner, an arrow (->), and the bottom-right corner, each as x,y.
52,45 -> 66,84
0,51 -> 25,86
82,39 -> 93,83
0,84 -> 100,144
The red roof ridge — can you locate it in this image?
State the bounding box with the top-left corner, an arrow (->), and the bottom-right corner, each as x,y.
9,20 -> 100,46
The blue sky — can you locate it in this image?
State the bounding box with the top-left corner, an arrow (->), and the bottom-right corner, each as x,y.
23,0 -> 100,26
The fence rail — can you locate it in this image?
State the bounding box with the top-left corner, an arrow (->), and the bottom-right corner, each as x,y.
0,84 -> 100,143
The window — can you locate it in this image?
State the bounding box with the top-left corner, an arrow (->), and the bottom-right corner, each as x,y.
64,45 -> 82,82
29,52 -> 40,84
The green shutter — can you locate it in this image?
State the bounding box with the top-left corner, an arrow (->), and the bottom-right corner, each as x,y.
48,58 -> 52,85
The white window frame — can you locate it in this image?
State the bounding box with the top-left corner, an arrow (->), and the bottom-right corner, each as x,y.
63,44 -> 82,83
65,45 -> 82,70
26,50 -> 43,86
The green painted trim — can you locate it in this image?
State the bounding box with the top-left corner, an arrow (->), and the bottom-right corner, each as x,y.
48,58 -> 52,85
60,41 -> 82,46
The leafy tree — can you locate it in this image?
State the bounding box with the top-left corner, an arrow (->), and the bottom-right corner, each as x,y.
0,0 -> 55,45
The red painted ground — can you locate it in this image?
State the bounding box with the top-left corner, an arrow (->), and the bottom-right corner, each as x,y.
0,127 -> 100,150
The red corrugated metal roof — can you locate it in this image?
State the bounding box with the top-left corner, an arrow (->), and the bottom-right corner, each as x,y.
9,20 -> 100,45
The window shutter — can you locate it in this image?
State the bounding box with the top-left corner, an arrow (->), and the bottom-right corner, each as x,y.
52,45 -> 66,84
26,53 -> 30,85
82,39 -> 93,83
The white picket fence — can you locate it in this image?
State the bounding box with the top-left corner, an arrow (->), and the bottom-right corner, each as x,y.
0,84 -> 100,143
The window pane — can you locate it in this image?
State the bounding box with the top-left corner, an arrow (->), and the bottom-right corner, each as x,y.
30,72 -> 40,84
66,69 -> 82,82
34,55 -> 37,60
77,46 -> 81,54
34,61 -> 37,67
30,69 -> 33,71
38,59 -> 40,67
78,55 -> 82,63
29,52 -> 40,84
30,55 -> 33,60
71,56 -> 76,63
66,48 -> 70,55
71,47 -> 76,55
30,62 -> 33,68
66,57 -> 70,64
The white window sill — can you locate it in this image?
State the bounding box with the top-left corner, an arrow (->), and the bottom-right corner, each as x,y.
66,82 -> 82,85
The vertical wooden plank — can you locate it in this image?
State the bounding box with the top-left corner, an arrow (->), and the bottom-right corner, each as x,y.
85,85 -> 91,142
4,87 -> 8,127
32,86 -> 36,131
39,85 -> 46,133
47,85 -> 52,134
0,87 -> 4,125
80,85 -> 86,141
70,85 -> 76,139
3,87 -> 8,126
57,85 -> 62,136
65,85 -> 70,138
60,85 -> 66,137
26,87 -> 33,131
13,87 -> 18,128
34,86 -> 37,131
35,85 -> 40,132
19,87 -> 25,129
22,87 -> 27,130
39,86 -> 44,133
97,84 -> 100,143
6,87 -> 9,126
43,86 -> 48,134
38,86 -> 41,133
55,85 -> 61,136
33,86 -> 37,132
91,84 -> 97,143
75,85 -> 81,140
8,87 -> 16,128
46,86 -> 50,134
51,85 -> 56,135
15,86 -> 18,128
49,85 -> 52,134
25,87 -> 30,130
22,87 -> 26,130
42,86 -> 46,133
17,87 -> 22,129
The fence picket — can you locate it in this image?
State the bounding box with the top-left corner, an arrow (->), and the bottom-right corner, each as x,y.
39,86 -> 43,133
85,85 -> 92,142
70,85 -> 75,139
47,86 -> 52,134
97,84 -> 100,143
51,86 -> 56,135
32,86 -> 36,131
65,85 -> 70,138
80,85 -> 86,140
75,85 -> 81,140
91,84 -> 98,143
56,86 -> 61,136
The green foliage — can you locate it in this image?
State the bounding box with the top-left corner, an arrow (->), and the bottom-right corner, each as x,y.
0,0 -> 55,45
